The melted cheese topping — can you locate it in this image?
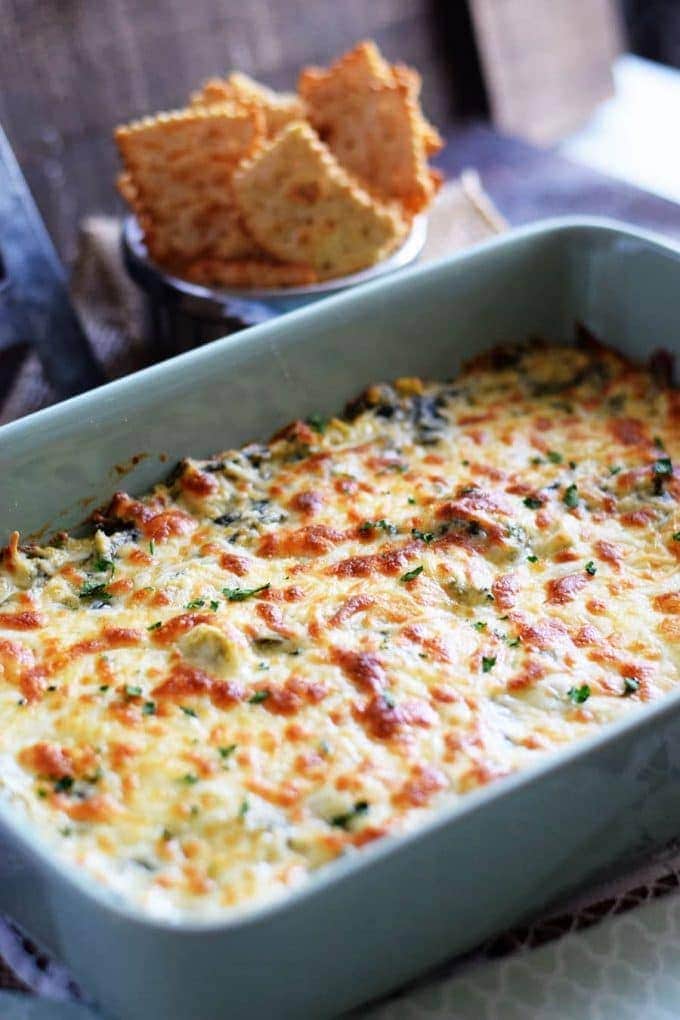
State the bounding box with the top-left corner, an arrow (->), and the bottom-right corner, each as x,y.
1,342 -> 678,920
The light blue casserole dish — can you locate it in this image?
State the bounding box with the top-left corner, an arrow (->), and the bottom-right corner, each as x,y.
0,218 -> 679,1020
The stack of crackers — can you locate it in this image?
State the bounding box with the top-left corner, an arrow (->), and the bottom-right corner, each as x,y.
115,41 -> 443,289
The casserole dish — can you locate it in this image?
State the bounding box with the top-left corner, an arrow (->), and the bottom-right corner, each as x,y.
0,218 -> 678,1019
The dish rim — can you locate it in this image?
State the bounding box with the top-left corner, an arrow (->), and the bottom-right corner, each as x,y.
122,212 -> 428,300
1,215 -> 679,935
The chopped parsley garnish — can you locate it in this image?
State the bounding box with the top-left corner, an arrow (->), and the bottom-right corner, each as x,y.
527,555 -> 539,563
530,456 -> 543,466
653,457 -> 673,476
473,621 -> 487,632
400,565 -> 423,583
125,684 -> 142,698
99,684 -> 109,693
585,561 -> 597,575
223,583 -> 270,601
185,598 -> 205,609
547,450 -> 563,464
54,776 -> 74,793
180,706 -> 198,718
673,532 -> 680,542
407,496 -> 417,505
78,582 -> 112,602
239,798 -> 250,818
142,701 -> 156,716
218,745 -> 237,759
654,436 -> 666,450
569,461 -> 577,470
609,465 -> 621,475
248,689 -> 270,704
563,483 -> 579,508
482,656 -> 496,673
181,774 -> 198,785
93,556 -> 114,573
209,600 -> 220,612
411,528 -> 434,543
507,637 -> 521,648
523,497 -> 542,510
330,800 -> 369,830
149,540 -> 155,555
306,413 -> 327,434
147,621 -> 162,631
567,684 -> 591,704
360,519 -> 398,535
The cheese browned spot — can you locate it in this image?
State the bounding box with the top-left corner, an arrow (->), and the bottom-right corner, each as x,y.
0,340 -> 677,920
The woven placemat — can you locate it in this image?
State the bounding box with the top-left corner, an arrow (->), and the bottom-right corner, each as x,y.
3,174 -> 680,1015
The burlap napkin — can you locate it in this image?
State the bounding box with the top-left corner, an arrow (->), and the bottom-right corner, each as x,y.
3,175 -> 680,1012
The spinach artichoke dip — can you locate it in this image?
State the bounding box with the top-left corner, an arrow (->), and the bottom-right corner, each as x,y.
1,341 -> 678,920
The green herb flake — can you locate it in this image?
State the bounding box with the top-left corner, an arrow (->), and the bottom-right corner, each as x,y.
547,450 -> 563,464
218,745 -> 237,760
523,497 -> 542,510
125,684 -> 142,698
78,582 -> 112,602
411,528 -> 434,543
99,684 -> 109,693
530,456 -> 543,466
181,774 -> 198,785
147,621 -> 162,631
673,532 -> 680,542
585,561 -> 597,576
209,600 -> 220,612
185,598 -> 205,609
527,555 -> 539,563
223,583 -> 270,602
180,706 -> 198,718
609,465 -> 621,475
482,656 -> 496,673
569,461 -> 578,470
306,413 -> 327,434
93,556 -> 114,573
623,677 -> 640,696
54,776 -> 74,793
563,483 -> 579,508
567,684 -> 591,704
473,621 -> 487,632
653,457 -> 673,476
654,436 -> 666,450
330,800 -> 369,831
142,701 -> 156,716
149,540 -> 155,555
248,689 -> 270,705
507,637 -> 521,648
407,496 -> 417,505
400,565 -> 423,583
239,797 -> 250,818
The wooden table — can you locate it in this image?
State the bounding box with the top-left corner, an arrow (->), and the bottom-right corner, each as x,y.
437,121 -> 680,239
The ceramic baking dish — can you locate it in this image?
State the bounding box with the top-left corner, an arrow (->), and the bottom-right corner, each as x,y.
0,218 -> 679,1020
